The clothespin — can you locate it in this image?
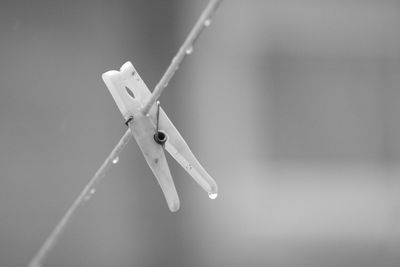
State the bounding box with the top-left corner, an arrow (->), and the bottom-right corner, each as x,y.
102,62 -> 218,212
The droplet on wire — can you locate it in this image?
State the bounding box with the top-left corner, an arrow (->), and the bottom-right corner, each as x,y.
84,188 -> 96,201
185,46 -> 193,55
204,19 -> 212,27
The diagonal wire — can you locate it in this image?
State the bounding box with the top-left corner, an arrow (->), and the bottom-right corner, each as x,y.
141,0 -> 223,115
27,1 -> 223,266
27,129 -> 132,267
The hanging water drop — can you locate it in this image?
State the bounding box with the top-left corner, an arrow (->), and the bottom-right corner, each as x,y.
204,19 -> 212,27
208,193 -> 218,200
185,46 -> 193,55
112,156 -> 119,164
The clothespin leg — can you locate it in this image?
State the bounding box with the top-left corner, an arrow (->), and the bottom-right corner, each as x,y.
129,114 -> 180,212
156,108 -> 218,195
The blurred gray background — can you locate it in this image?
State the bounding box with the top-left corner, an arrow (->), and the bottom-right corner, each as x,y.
1,0 -> 400,266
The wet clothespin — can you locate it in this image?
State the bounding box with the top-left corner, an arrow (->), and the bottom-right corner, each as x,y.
27,2 -> 223,267
102,62 -> 218,212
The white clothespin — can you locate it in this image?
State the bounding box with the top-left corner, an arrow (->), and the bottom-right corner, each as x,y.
102,62 -> 218,212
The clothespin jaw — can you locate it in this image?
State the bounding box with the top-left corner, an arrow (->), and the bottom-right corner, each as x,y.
102,62 -> 218,212
102,72 -> 136,121
102,62 -> 156,121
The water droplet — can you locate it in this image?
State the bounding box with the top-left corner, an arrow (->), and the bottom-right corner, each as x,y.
188,164 -> 193,170
204,19 -> 212,27
84,188 -> 96,201
112,157 -> 119,164
185,46 -> 193,55
208,193 -> 218,200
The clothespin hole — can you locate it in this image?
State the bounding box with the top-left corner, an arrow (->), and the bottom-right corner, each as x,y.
125,86 -> 135,99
